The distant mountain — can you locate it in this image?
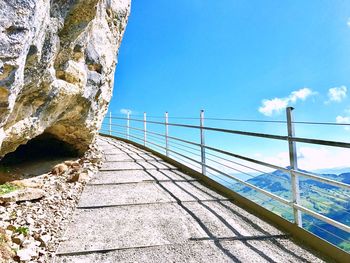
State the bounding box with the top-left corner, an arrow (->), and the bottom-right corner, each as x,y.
230,169 -> 350,252
339,173 -> 350,184
313,167 -> 350,176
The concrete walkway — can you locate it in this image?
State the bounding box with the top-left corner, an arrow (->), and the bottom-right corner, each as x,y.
55,136 -> 325,263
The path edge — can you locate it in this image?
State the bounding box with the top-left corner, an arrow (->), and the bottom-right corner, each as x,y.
100,133 -> 349,263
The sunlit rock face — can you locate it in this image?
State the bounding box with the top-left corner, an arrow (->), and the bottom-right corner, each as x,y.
0,0 -> 130,157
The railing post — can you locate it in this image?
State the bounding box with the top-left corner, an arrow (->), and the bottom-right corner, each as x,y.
200,110 -> 206,175
286,107 -> 302,227
126,111 -> 130,140
143,112 -> 147,146
165,112 -> 169,157
109,111 -> 112,135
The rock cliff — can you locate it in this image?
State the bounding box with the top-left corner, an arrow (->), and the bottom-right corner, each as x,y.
0,0 -> 130,157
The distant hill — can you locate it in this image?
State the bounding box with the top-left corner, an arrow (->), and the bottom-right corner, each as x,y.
230,169 -> 350,252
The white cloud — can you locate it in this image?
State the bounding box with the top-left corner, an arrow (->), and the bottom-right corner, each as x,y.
298,147 -> 350,171
258,98 -> 289,116
336,115 -> 350,123
120,108 -> 132,115
206,146 -> 350,180
336,115 -> 350,130
261,147 -> 350,172
347,18 -> 350,27
289,88 -> 314,103
327,86 -> 347,102
259,88 -> 316,116
262,151 -> 290,168
206,145 -> 350,179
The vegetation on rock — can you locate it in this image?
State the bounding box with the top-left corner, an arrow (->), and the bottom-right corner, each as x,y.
0,183 -> 18,196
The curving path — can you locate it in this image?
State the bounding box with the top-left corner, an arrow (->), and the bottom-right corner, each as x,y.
54,136 -> 325,263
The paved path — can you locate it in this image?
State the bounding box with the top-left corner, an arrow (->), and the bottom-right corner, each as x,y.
55,136 -> 325,263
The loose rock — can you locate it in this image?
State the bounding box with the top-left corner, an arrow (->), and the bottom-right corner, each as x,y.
0,188 -> 45,203
51,164 -> 68,176
0,142 -> 103,262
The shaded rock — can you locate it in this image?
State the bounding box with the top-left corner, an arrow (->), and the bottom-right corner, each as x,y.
39,234 -> 51,247
6,225 -> 16,232
0,0 -> 131,157
51,163 -> 68,175
12,233 -> 25,245
0,188 -> 45,203
10,178 -> 43,188
64,160 -> 79,167
67,172 -> 89,183
64,161 -> 82,175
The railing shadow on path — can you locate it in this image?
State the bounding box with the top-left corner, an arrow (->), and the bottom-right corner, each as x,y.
99,137 -> 317,263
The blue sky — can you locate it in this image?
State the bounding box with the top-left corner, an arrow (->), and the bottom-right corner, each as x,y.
107,0 -> 350,173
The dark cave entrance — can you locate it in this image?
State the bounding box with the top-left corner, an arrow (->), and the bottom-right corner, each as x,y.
0,133 -> 80,183
1,133 -> 79,164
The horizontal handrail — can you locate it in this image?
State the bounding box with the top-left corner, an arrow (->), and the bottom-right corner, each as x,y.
106,115 -> 350,126
294,204 -> 350,233
127,132 -> 290,205
103,121 -> 350,191
103,119 -> 350,148
102,106 -> 350,246
109,118 -> 289,141
204,161 -> 291,205
203,145 -> 350,191
291,136 -> 350,148
104,131 -> 350,231
105,130 -> 350,235
167,135 -> 201,147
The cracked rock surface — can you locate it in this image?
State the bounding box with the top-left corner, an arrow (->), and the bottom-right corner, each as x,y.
0,0 -> 131,157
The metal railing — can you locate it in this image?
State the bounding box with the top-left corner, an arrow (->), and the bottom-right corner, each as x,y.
100,107 -> 350,251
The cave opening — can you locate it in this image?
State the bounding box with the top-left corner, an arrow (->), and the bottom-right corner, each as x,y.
0,133 -> 80,183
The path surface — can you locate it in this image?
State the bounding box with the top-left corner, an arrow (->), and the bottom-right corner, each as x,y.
55,136 -> 325,263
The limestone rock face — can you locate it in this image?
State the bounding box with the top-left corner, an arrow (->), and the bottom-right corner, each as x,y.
0,0 -> 130,157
